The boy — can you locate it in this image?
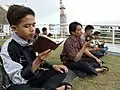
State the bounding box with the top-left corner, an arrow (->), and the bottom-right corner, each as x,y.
42,27 -> 52,37
89,31 -> 108,58
34,28 -> 40,42
0,5 -> 72,90
42,27 -> 48,36
84,25 -> 94,40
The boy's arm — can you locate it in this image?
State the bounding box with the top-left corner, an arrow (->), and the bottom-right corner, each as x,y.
88,47 -> 101,51
84,49 -> 102,64
0,50 -> 30,84
32,58 -> 53,71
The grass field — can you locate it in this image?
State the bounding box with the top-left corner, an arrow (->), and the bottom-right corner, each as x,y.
0,39 -> 120,90
46,47 -> 120,90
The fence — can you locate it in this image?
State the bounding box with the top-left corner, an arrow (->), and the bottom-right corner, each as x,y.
36,24 -> 120,44
0,24 -> 120,44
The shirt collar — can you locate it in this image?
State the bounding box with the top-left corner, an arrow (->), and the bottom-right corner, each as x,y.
11,32 -> 32,46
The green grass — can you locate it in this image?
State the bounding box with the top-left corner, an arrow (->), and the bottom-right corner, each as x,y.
46,47 -> 120,90
0,39 -> 8,46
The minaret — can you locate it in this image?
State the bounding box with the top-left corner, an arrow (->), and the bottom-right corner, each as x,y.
59,0 -> 68,38
60,0 -> 66,23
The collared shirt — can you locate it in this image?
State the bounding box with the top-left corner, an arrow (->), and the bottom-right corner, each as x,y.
61,35 -> 84,62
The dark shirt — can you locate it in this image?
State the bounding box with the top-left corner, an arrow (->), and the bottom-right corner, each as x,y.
60,35 -> 84,62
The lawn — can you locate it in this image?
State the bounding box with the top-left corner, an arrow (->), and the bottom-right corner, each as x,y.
46,47 -> 120,90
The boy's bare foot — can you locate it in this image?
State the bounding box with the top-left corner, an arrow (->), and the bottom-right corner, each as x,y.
56,85 -> 72,90
56,82 -> 72,90
95,66 -> 109,73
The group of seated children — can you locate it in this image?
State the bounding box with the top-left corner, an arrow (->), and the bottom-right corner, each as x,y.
83,25 -> 108,58
0,4 -> 108,90
60,23 -> 109,78
89,31 -> 108,58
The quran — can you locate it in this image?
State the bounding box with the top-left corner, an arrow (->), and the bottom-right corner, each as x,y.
33,35 -> 63,53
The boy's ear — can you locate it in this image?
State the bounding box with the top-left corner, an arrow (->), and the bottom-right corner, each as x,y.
71,31 -> 74,35
11,25 -> 17,31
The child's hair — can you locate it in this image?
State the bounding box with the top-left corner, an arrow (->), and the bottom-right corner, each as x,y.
93,31 -> 101,35
35,28 -> 40,34
69,21 -> 82,35
42,27 -> 47,32
7,5 -> 35,26
85,25 -> 94,32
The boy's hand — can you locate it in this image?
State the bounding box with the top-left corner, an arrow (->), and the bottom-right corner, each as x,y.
32,49 -> 52,73
37,49 -> 52,61
83,41 -> 91,49
53,65 -> 68,73
96,58 -> 102,64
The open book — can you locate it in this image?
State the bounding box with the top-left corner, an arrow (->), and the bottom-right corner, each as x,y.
33,35 -> 63,53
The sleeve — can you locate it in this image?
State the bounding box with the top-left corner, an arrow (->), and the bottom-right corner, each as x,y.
0,51 -> 28,84
40,61 -> 53,69
21,65 -> 34,80
8,47 -> 34,81
0,44 -> 34,84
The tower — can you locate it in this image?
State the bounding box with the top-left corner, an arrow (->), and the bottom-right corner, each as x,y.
59,0 -> 68,38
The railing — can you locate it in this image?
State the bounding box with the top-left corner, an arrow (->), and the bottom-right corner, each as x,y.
93,25 -> 120,44
36,24 -> 120,44
0,24 -> 120,44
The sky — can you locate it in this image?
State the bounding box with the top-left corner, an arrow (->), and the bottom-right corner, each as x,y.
1,0 -> 120,25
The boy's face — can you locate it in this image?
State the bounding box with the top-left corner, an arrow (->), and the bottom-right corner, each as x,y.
14,15 -> 36,41
94,34 -> 100,39
86,29 -> 93,36
43,30 -> 47,35
72,25 -> 83,37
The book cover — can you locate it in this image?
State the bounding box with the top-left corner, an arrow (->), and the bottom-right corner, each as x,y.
33,35 -> 63,53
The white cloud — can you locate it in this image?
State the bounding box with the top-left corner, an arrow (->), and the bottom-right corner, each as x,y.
26,0 -> 60,24
64,0 -> 120,25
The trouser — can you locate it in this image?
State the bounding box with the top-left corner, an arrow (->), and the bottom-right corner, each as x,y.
90,51 -> 103,58
90,46 -> 108,58
99,46 -> 108,55
7,84 -> 49,90
8,70 -> 67,90
64,58 -> 100,76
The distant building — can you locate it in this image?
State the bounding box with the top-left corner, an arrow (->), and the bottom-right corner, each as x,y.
0,4 -> 26,36
0,5 -> 8,24
59,0 -> 68,38
0,5 -> 10,36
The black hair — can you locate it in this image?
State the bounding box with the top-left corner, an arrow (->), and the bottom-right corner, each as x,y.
47,33 -> 52,37
69,21 -> 82,35
93,31 -> 101,35
42,27 -> 47,32
7,4 -> 35,26
85,25 -> 94,32
35,28 -> 40,34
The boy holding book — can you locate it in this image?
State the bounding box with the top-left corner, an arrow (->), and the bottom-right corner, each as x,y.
0,5 -> 72,90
